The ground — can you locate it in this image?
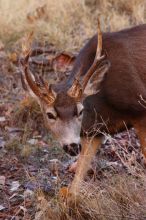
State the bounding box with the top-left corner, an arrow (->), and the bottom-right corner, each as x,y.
0,1 -> 146,219
0,40 -> 146,219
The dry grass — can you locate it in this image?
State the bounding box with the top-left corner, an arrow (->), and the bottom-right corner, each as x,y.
13,98 -> 146,219
35,173 -> 146,220
2,0 -> 146,219
13,96 -> 43,134
0,0 -> 146,50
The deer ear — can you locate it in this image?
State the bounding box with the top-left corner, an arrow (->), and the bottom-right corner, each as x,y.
84,60 -> 110,96
52,52 -> 76,72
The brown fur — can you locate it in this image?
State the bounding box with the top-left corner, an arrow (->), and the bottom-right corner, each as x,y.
23,24 -> 146,199
66,24 -> 146,138
67,24 -> 146,198
51,24 -> 146,155
54,92 -> 77,120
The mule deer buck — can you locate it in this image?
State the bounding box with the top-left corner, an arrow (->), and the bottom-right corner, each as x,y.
20,21 -> 146,197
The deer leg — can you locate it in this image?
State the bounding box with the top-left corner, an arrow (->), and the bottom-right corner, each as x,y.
69,136 -> 102,197
133,121 -> 146,159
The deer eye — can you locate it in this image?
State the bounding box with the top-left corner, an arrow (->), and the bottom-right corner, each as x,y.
78,108 -> 84,117
47,112 -> 56,120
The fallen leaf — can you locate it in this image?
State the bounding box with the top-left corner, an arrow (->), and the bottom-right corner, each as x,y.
59,186 -> 69,200
27,138 -> 38,145
0,140 -> 6,148
20,205 -> 27,212
24,189 -> 34,198
0,116 -> 6,122
0,176 -> 5,186
0,205 -> 5,211
10,181 -> 20,192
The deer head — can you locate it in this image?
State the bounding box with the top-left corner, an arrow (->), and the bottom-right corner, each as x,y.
20,20 -> 110,156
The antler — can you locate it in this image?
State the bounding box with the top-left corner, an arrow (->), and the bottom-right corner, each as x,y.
68,19 -> 110,100
20,32 -> 56,105
82,19 -> 104,90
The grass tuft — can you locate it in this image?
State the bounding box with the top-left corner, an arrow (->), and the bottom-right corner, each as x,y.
35,173 -> 146,220
0,0 -> 146,50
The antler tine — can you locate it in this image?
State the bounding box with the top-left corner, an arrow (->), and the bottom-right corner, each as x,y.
67,78 -> 82,101
20,32 -> 56,104
67,19 -> 105,100
38,75 -> 56,101
67,64 -> 84,100
22,31 -> 34,57
82,18 -> 105,90
96,18 -> 102,59
20,32 -> 42,97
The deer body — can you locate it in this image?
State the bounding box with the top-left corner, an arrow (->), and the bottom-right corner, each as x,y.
67,24 -> 146,196
21,23 -> 146,198
71,24 -> 146,133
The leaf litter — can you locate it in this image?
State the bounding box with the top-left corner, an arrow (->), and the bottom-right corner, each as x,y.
0,37 -> 146,219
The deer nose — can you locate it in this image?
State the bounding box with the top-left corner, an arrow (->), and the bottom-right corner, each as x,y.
63,143 -> 82,156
